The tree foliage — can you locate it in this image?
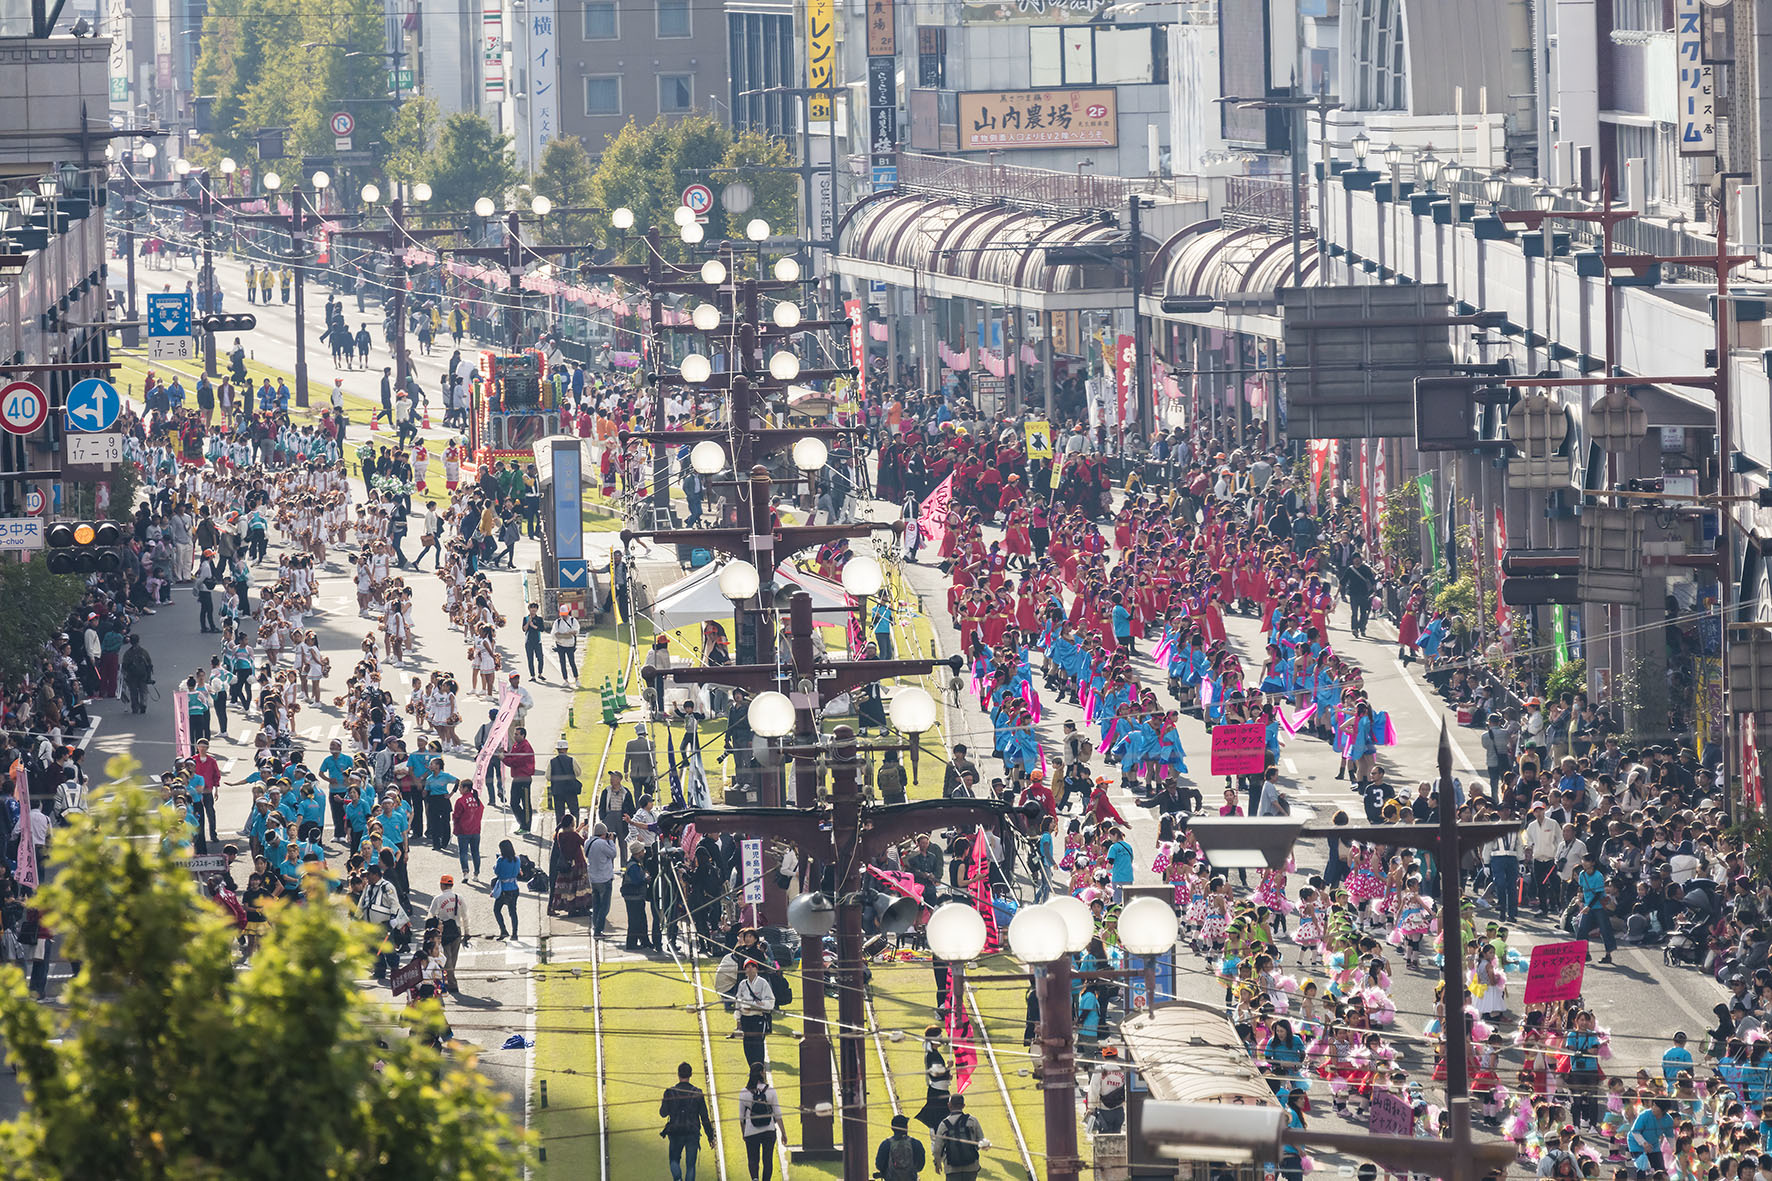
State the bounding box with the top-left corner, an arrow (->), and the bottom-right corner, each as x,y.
423,113 -> 522,214
720,129 -> 799,244
192,0 -> 393,175
591,115 -> 801,259
532,136 -> 600,247
0,773 -> 526,1180
0,558 -> 86,683
383,95 -> 444,190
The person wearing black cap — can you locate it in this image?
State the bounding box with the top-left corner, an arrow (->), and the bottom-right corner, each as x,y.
876,1113 -> 927,1180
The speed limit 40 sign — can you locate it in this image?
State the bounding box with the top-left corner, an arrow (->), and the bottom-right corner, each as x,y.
0,381 -> 48,435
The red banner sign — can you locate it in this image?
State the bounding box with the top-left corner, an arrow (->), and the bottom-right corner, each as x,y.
1208,722 -> 1268,777
1114,334 -> 1134,425
1521,940 -> 1589,1005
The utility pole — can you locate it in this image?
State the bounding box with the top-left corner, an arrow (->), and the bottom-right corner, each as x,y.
658,716 -> 1009,1181
235,179 -> 318,406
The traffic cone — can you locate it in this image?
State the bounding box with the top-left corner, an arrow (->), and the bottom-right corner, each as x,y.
422,410 -> 431,430
600,677 -> 620,725
370,414 -> 380,433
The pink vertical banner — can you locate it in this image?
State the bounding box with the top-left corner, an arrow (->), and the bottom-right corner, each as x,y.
918,473 -> 954,553
14,763 -> 35,890
473,687 -> 522,786
173,691 -> 192,761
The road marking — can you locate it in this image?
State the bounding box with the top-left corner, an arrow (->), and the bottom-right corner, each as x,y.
1392,659 -> 1478,774
1283,758 -> 1299,775
589,936 -> 608,1181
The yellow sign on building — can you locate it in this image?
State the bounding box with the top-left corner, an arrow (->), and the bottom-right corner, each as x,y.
807,0 -> 835,119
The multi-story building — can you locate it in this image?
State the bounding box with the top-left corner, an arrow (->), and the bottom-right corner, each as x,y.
555,0 -> 731,159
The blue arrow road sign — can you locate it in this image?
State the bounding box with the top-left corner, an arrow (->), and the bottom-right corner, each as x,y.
146,292 -> 193,338
65,378 -> 121,433
558,559 -> 588,589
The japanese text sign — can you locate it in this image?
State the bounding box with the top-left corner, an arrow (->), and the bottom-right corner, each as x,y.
1522,940 -> 1588,1005
1209,722 -> 1267,777
958,89 -> 1117,151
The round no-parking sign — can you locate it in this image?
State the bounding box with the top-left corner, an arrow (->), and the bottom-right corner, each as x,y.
0,381 -> 48,435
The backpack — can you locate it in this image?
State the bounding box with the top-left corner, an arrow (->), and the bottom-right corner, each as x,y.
664,1086 -> 702,1135
883,1135 -> 920,1181
940,1115 -> 980,1168
747,1085 -> 773,1130
768,971 -> 793,1006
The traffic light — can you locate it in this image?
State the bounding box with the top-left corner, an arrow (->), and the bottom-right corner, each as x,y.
201,313 -> 257,333
46,520 -> 122,574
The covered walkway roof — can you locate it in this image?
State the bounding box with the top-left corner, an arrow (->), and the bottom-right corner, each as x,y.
830,191 -> 1132,311
1139,219 -> 1321,336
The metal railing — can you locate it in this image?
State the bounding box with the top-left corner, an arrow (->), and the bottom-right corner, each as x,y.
892,152 -> 1200,217
1221,175 -> 1308,233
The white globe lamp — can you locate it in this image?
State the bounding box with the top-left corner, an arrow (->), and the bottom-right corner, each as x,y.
679,353 -> 713,384
791,436 -> 828,471
888,686 -> 938,734
773,257 -> 801,282
691,303 -> 721,332
840,555 -> 884,597
747,690 -> 796,738
768,350 -> 801,381
772,300 -> 802,328
926,903 -> 989,962
1006,903 -> 1068,965
718,559 -> 760,601
690,440 -> 727,475
700,259 -> 728,285
1117,896 -> 1181,957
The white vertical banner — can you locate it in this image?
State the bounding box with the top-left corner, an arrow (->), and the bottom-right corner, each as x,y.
525,0 -> 557,172
106,0 -> 131,110
483,6 -> 505,103
1675,0 -> 1716,156
741,839 -> 765,905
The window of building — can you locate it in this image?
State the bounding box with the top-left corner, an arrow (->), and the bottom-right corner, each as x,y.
659,74 -> 695,113
657,0 -> 690,38
917,26 -> 945,88
584,75 -> 621,115
581,0 -> 617,39
1029,25 -> 1164,86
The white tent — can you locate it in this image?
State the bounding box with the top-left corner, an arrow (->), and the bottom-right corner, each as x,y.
645,561 -> 852,631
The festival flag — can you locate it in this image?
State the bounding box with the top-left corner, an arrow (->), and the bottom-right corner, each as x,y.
1280,703 -> 1317,735
1417,474 -> 1439,570
868,864 -> 927,903
473,687 -> 522,787
968,827 -> 1000,952
683,751 -> 711,809
946,967 -> 978,1093
918,474 -> 954,554
173,691 -> 191,761
13,763 -> 34,890
1494,506 -> 1509,625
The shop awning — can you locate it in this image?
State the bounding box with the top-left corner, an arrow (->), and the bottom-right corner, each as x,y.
1139,220 -> 1319,337
831,192 -> 1132,311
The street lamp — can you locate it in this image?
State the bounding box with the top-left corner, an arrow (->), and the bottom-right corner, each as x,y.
772,300 -> 802,328
311,170 -> 330,191
1350,131 -> 1369,166
691,303 -> 721,331
718,558 -> 761,601
791,435 -> 828,472
681,222 -> 705,245
680,353 -> 713,384
700,258 -> 728,285
747,690 -> 795,738
262,172 -> 282,191
531,195 -> 553,216
361,183 -> 381,205
773,257 -> 801,282
174,158 -> 191,177
1483,172 -> 1507,209
769,350 -> 801,381
840,555 -> 883,598
925,902 -> 988,962
886,685 -> 936,733
474,196 -> 496,218
1532,183 -> 1558,213
138,141 -> 158,160
1416,147 -> 1441,190
1044,893 -> 1095,955
1116,895 -> 1179,956
413,182 -> 433,203
219,157 -> 237,176
611,206 -> 635,230
673,205 -> 697,228
1007,903 -> 1068,964
746,218 -> 771,242
691,439 -> 727,475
